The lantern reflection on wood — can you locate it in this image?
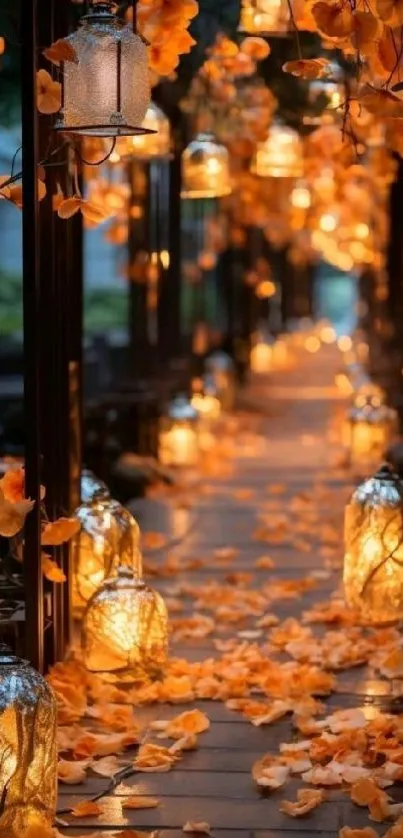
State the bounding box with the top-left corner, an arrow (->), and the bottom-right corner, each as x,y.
344,397 -> 398,472
0,646 -> 57,836
82,547 -> 168,679
181,133 -> 232,199
344,465 -> 403,623
239,0 -> 289,34
159,396 -> 200,467
55,2 -> 150,137
251,124 -> 303,179
73,497 -> 140,614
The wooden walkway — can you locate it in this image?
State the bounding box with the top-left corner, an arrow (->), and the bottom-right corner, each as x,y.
59,346 -> 393,838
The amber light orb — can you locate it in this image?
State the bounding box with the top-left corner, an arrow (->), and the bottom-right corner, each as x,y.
250,333 -> 273,374
344,397 -> 398,473
159,396 -> 200,468
73,496 -> 140,615
109,102 -> 171,162
55,1 -> 150,137
251,123 -> 303,178
0,646 -> 57,836
344,465 -> 403,623
291,181 -> 311,209
82,549 -> 168,679
239,0 -> 289,35
181,133 -> 232,199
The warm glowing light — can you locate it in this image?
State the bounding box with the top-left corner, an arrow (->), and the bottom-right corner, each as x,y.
182,133 -> 232,199
0,648 -> 57,834
256,279 -> 276,299
319,212 -> 337,233
335,372 -> 354,396
291,184 -> 311,209
355,222 -> 370,240
240,0 -> 289,34
345,400 -> 398,473
320,325 -> 336,344
159,396 -> 200,467
338,335 -> 352,352
250,340 -> 272,373
305,336 -> 321,353
251,124 -> 303,179
344,466 -> 403,623
191,393 -> 221,421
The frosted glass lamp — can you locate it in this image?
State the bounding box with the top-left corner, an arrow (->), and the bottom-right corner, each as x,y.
344,465 -> 403,623
251,124 -> 303,178
0,646 -> 57,836
111,102 -> 171,161
182,133 -> 232,199
55,1 -> 150,137
159,396 -> 200,467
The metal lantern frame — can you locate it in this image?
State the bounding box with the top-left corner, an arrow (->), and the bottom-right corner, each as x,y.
54,1 -> 155,138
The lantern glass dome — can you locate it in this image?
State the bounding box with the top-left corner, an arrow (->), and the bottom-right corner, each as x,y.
344,397 -> 398,473
344,465 -> 403,623
159,395 -> 200,467
240,0 -> 289,34
182,133 -> 232,199
110,102 -> 171,161
0,647 -> 57,835
56,3 -> 150,137
251,124 -> 303,178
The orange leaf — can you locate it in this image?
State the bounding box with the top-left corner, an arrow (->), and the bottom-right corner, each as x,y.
0,175 -> 11,200
58,758 -> 90,784
0,37 -> 5,56
312,1 -> 354,38
36,68 -> 62,114
80,199 -> 110,225
0,490 -> 35,537
353,11 -> 381,56
0,467 -> 24,502
240,36 -> 270,60
122,797 -> 159,809
70,800 -> 103,817
57,196 -> 82,219
42,554 -> 66,582
280,788 -> 325,817
283,57 -> 331,79
358,84 -> 403,117
376,0 -> 403,24
339,830 -> 379,838
183,823 -> 211,835
43,38 -> 78,65
41,516 -> 80,546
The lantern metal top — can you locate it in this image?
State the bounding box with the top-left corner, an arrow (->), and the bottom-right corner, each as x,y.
81,469 -> 110,503
351,464 -> 403,509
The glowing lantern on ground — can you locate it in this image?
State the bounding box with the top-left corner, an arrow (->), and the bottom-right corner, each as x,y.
271,335 -> 292,369
181,133 -> 232,199
205,351 -> 236,411
239,0 -> 289,34
0,646 -> 57,835
250,333 -> 273,373
251,124 -> 303,178
73,497 -> 140,614
159,396 -> 200,467
109,101 -> 171,162
191,377 -> 222,423
55,1 -> 150,137
82,546 -> 168,678
344,465 -> 403,623
344,398 -> 398,473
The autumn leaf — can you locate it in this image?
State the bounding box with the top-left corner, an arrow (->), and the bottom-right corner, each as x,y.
353,10 -> 381,56
183,823 -> 211,835
240,36 -> 270,60
0,175 -> 11,200
358,84 -> 403,117
280,788 -> 325,816
283,57 -> 331,79
339,829 -> 379,838
41,516 -> 80,545
70,800 -> 104,817
0,489 -> 35,537
58,758 -> 91,784
80,200 -> 111,225
42,554 -> 66,582
43,38 -> 78,65
36,68 -> 62,114
0,37 -> 5,56
312,1 -> 354,38
376,0 -> 403,24
91,755 -> 121,777
0,467 -> 25,502
57,196 -> 82,219
122,796 -> 159,809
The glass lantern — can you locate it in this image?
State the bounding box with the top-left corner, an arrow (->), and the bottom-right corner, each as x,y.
82,548 -> 168,679
250,332 -> 274,374
344,397 -> 398,473
239,0 -> 289,34
304,65 -> 345,126
55,2 -> 151,137
251,123 -> 303,178
159,396 -> 200,468
109,102 -> 171,162
81,468 -> 110,504
205,351 -> 236,412
0,646 -> 57,836
181,133 -> 232,199
344,465 -> 403,623
73,497 -> 141,615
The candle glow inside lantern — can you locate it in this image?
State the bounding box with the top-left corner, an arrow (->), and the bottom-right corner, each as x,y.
344,397 -> 398,473
181,133 -> 232,199
0,646 -> 57,836
239,0 -> 289,34
82,546 -> 168,679
73,496 -> 140,614
250,333 -> 273,373
159,396 -> 200,467
110,101 -> 171,162
55,1 -> 150,137
344,465 -> 403,623
251,124 -> 303,179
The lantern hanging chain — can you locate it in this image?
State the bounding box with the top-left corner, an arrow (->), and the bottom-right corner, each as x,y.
73,137 -> 117,167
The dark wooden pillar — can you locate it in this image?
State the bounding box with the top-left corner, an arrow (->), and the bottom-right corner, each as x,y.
158,152 -> 182,365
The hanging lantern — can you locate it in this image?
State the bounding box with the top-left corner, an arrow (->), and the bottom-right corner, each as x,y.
0,646 -> 57,836
250,332 -> 274,374
344,465 -> 403,623
81,469 -> 110,504
239,0 -> 289,35
251,124 -> 303,178
205,351 -> 236,412
82,547 -> 168,679
73,496 -> 140,614
181,133 -> 232,199
159,396 -> 200,467
55,2 -> 151,137
344,397 -> 398,473
109,102 -> 171,162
